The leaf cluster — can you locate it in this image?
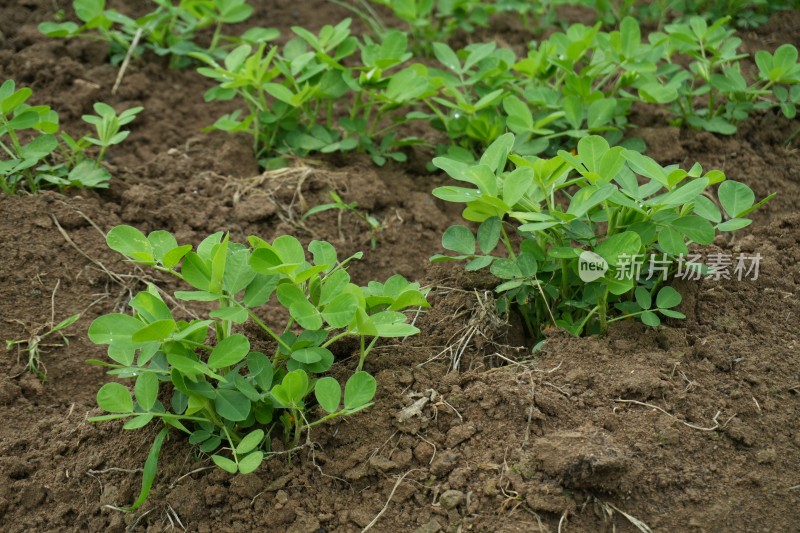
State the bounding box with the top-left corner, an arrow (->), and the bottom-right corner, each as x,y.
643,17 -> 800,133
190,13 -> 800,168
432,133 -> 772,338
39,0 -> 278,68
0,80 -> 141,194
192,19 -> 434,167
88,226 -> 428,486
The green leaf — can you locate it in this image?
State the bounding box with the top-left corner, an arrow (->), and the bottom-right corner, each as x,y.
97,382 -> 133,413
130,291 -> 173,323
131,319 -> 175,342
272,369 -> 309,407
309,240 -> 338,270
660,309 -> 686,319
236,429 -> 265,455
502,168 -> 534,208
264,83 -> 296,105
596,232 -> 642,267
478,217 -> 503,254
718,181 -> 755,218
442,225 -> 475,255
623,150 -> 668,186
234,375 -> 261,402
120,427 -> 169,510
344,371 -> 376,411
162,245 -> 192,268
1,86 -> 31,114
433,42 -> 461,72
134,373 -> 158,411
208,334 -> 250,370
147,231 -> 178,263
634,287 -> 652,310
276,284 -> 323,330
223,246 -> 256,295
209,235 -> 229,294
716,218 -> 752,232
641,311 -> 661,327
670,216 -> 715,244
209,306 -> 249,323
656,286 -> 682,309
650,178 -> 709,206
237,451 -> 264,474
315,376 -> 341,414
503,95 -> 533,133
106,225 -> 153,262
479,133 -> 514,172
88,313 -> 144,345
291,347 -> 328,364
658,227 -> 689,256
123,413 -> 154,430
248,352 -> 274,391
182,253 -> 212,291
214,389 -> 251,422
693,195 -> 722,223
322,292 -> 359,328
212,454 -> 238,473
244,274 -> 279,307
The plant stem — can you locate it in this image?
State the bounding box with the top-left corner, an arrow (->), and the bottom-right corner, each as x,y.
234,301 -> 294,353
356,336 -> 379,372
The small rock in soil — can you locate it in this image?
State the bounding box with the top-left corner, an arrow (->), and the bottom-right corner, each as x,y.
414,440 -> 435,464
447,466 -> 471,489
430,451 -> 459,477
369,454 -> 398,472
756,448 -> 777,464
287,511 -> 321,533
414,519 -> 442,533
445,425 -> 477,448
439,489 -> 465,510
349,507 -> 376,528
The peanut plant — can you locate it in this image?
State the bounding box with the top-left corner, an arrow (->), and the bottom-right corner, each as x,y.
0,80 -> 141,194
40,0 -> 279,68
432,133 -> 772,339
88,226 -> 428,508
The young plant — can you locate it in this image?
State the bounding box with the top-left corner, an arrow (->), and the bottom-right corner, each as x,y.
0,80 -> 59,194
431,133 -> 772,339
87,227 -> 428,507
303,191 -> 384,249
39,0 -> 278,68
78,102 -> 144,164
648,17 -> 800,133
336,0 -> 493,57
5,314 -> 80,382
193,20 -> 429,167
0,80 -> 142,193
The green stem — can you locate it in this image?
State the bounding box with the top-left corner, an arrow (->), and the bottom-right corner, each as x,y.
356,336 -> 379,372
235,302 -> 293,353
598,289 -> 608,334
500,224 -> 516,259
576,305 -> 600,334
321,330 -> 350,349
209,21 -> 223,52
605,204 -> 616,237
222,425 -> 240,464
292,409 -> 303,447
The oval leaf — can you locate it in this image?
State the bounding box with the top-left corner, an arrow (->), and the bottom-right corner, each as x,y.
344,371 -> 376,411
315,377 -> 341,414
208,334 -> 250,370
97,382 -> 133,413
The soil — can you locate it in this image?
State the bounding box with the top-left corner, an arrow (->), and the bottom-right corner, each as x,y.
1,2 -> 799,532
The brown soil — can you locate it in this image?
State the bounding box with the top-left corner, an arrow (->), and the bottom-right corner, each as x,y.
1,2 -> 799,532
